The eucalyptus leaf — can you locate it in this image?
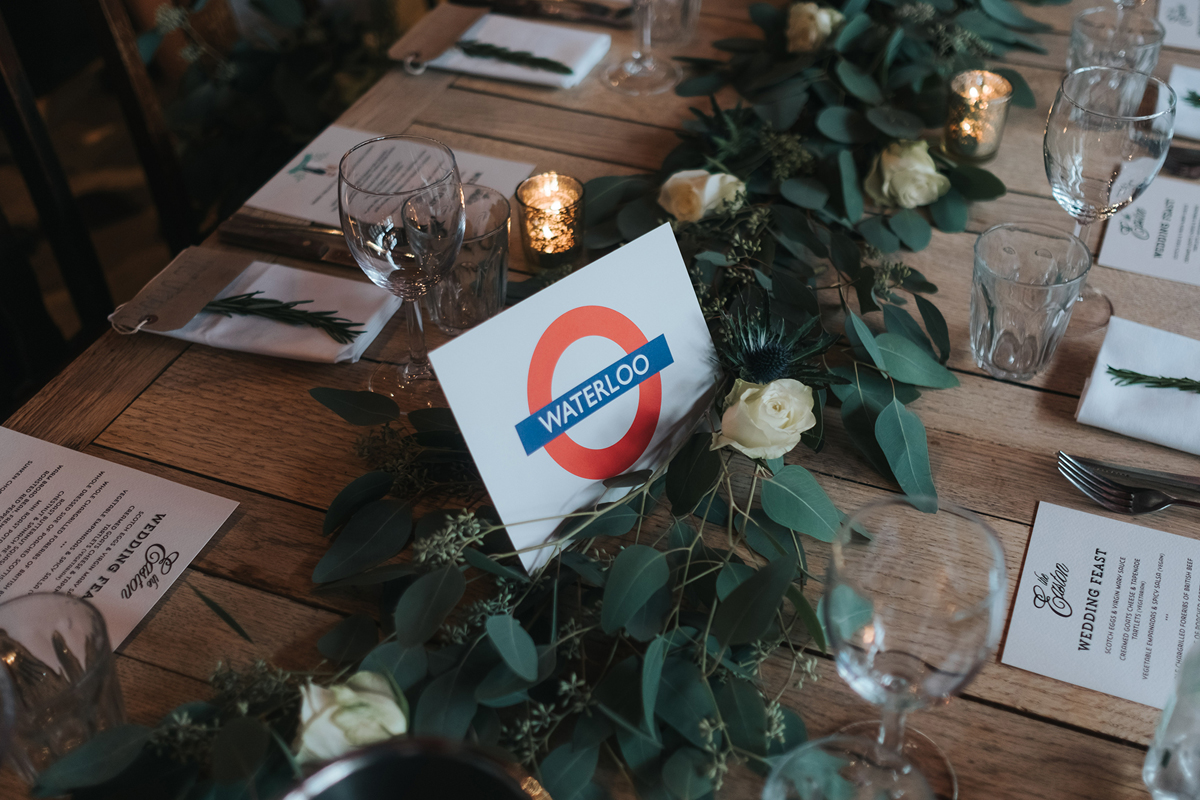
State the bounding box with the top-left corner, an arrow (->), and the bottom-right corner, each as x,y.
712,557 -> 794,649
949,165 -> 1006,201
32,725 -> 151,795
567,502 -> 640,539
642,636 -> 669,733
816,107 -> 875,144
413,664 -> 479,739
137,31 -> 164,63
618,195 -> 666,241
317,614 -> 377,664
829,365 -> 920,412
716,678 -> 768,755
463,548 -> 529,583
834,59 -> 882,104
828,231 -> 861,274
573,714 -> 614,750
656,657 -> 719,748
846,312 -> 885,372
833,13 -> 871,51
929,186 -> 968,233
857,216 -> 899,253
887,208 -> 932,251
602,545 -> 670,634
584,175 -> 654,226
541,744 -> 600,800
361,641 -> 427,691
781,177 -> 830,210
408,407 -> 459,432
313,564 -> 415,591
740,508 -> 799,564
604,469 -> 655,489
881,304 -> 936,359
875,399 -> 938,511
324,471 -> 394,536
666,433 -> 722,514
211,717 -> 270,784
838,396 -> 894,478
786,585 -> 827,652
823,583 -> 875,642
883,28 -> 905,67
561,551 -> 608,586
838,150 -> 863,221
762,465 -> 842,542
476,661 -> 533,705
715,562 -> 756,601
697,492 -> 730,526
393,566 -> 466,647
914,293 -> 950,363
663,748 -> 713,800
309,388 -> 400,426
875,333 -> 960,388
676,72 -> 729,97
312,499 -> 412,584
189,584 -> 253,643
625,584 -> 675,642
486,615 -> 539,682
980,0 -> 1049,30
616,723 -> 663,772
992,67 -> 1036,108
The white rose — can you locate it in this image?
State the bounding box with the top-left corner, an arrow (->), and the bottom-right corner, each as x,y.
658,170 -> 746,223
863,140 -> 951,209
711,378 -> 817,460
293,671 -> 407,765
787,3 -> 845,53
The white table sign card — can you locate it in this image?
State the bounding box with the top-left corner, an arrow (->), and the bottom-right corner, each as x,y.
245,124 -> 536,228
1002,503 -> 1200,708
429,224 -> 720,571
1160,0 -> 1200,50
1097,175 -> 1200,288
0,428 -> 238,646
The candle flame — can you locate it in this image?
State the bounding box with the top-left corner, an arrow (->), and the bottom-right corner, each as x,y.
968,86 -> 979,100
542,224 -> 553,238
543,176 -> 559,196
550,200 -> 562,211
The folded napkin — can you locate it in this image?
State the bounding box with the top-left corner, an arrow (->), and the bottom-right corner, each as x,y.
1076,317 -> 1200,456
427,15 -> 610,89
1170,64 -> 1200,141
161,262 -> 400,363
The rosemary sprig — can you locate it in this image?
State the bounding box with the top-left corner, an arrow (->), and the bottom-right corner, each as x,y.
203,292 -> 365,344
456,40 -> 574,75
1107,366 -> 1200,394
1187,90 -> 1200,109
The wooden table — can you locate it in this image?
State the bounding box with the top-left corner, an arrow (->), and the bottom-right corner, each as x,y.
6,1 -> 1200,796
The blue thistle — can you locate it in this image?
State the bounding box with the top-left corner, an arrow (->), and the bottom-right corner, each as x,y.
718,312 -> 842,388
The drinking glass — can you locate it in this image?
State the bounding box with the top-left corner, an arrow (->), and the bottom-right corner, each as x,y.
401,183 -> 466,337
1044,66 -> 1176,334
1067,6 -> 1164,74
0,593 -> 126,784
339,136 -> 463,395
604,0 -> 682,96
970,223 -> 1092,381
763,735 -> 933,800
422,185 -> 510,336
823,497 -> 1007,800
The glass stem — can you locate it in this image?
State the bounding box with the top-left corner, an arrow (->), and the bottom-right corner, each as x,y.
632,0 -> 653,65
878,705 -> 907,755
404,298 -> 429,370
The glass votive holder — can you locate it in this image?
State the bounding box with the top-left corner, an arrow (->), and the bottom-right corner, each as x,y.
516,173 -> 584,271
944,70 -> 1014,163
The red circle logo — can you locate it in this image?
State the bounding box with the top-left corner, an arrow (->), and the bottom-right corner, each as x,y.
527,306 -> 662,480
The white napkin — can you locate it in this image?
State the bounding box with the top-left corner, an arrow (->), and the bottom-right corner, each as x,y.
161,262 -> 400,363
1076,317 -> 1200,456
427,15 -> 611,89
1170,64 -> 1200,141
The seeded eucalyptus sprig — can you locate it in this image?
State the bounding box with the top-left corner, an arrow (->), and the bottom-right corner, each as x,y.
456,40 -> 573,75
1107,366 -> 1200,394
203,292 -> 365,344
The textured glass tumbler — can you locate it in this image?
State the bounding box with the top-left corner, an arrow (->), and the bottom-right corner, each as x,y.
970,223 -> 1091,381
1145,643 -> 1200,799
423,185 -> 510,336
1067,7 -> 1164,73
763,735 -> 933,800
0,593 -> 125,783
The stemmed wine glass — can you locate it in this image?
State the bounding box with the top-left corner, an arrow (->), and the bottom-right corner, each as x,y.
339,136 -> 464,396
604,0 -> 681,96
821,497 -> 1007,800
1044,66 -> 1176,334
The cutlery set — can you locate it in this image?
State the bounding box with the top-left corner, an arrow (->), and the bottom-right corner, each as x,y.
1057,451 -> 1200,515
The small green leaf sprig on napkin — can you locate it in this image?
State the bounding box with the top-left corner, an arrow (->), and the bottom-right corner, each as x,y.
203,292 -> 365,344
455,40 -> 573,75
1107,366 -> 1200,394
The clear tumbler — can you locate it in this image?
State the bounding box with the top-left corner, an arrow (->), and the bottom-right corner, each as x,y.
0,593 -> 126,783
1145,643 -> 1200,800
970,223 -> 1091,381
423,185 -> 510,336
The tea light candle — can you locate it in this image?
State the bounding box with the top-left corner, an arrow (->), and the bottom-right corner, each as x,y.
516,173 -> 584,271
944,70 -> 1013,162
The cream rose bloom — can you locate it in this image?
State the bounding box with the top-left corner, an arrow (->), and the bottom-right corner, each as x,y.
658,170 -> 745,223
863,140 -> 951,209
711,379 -> 817,460
293,671 -> 407,764
786,3 -> 845,53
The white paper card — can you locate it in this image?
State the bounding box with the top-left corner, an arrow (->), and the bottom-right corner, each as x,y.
1161,0 -> 1200,50
1170,64 -> 1200,140
1002,502 -> 1200,708
1097,175 -> 1200,287
429,225 -> 719,571
245,125 -> 535,227
0,429 -> 238,646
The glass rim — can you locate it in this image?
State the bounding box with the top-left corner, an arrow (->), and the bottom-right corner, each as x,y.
461,184 -> 512,243
0,593 -> 113,680
338,135 -> 459,197
832,495 -> 1008,619
1074,5 -> 1166,40
973,222 -> 1092,286
515,172 -> 584,211
1058,66 -> 1177,121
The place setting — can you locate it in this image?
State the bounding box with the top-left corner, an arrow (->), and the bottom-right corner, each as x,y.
7,0 -> 1200,798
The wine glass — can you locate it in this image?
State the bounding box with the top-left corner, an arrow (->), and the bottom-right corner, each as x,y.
402,182 -> 467,333
822,497 -> 1007,800
1044,66 -> 1176,334
339,136 -> 463,395
603,0 -> 682,96
763,735 -> 933,800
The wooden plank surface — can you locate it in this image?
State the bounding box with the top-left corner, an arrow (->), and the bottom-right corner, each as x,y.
8,0 -> 1200,795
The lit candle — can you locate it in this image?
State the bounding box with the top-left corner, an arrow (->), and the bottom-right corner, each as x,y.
944,70 -> 1014,162
516,173 -> 584,271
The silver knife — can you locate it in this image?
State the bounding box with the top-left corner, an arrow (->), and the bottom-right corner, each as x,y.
1064,453 -> 1200,496
217,215 -> 358,268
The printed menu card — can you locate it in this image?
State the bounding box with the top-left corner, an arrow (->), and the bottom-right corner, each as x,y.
0,428 -> 238,646
1097,175 -> 1200,288
1160,0 -> 1200,50
1003,503 -> 1200,708
245,124 -> 535,228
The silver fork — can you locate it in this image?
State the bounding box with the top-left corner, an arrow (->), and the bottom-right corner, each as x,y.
1057,452 -> 1200,515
